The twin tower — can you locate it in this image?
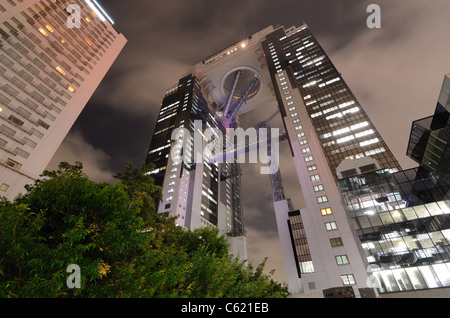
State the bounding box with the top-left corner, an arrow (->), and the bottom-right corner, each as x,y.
146,24 -> 450,297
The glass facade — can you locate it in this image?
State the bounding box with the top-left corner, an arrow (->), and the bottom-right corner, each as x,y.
288,209 -> 314,276
262,26 -> 401,179
339,168 -> 450,293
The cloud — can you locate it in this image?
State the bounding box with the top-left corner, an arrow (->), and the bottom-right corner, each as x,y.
46,130 -> 116,183
321,0 -> 450,169
245,226 -> 287,284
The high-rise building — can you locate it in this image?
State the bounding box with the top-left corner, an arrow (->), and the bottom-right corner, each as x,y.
145,23 -> 410,297
145,74 -> 246,259
0,0 -> 126,200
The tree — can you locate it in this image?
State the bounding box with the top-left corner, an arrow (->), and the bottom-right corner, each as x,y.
0,162 -> 288,298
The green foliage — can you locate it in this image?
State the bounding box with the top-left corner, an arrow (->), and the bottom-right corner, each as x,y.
0,161 -> 288,298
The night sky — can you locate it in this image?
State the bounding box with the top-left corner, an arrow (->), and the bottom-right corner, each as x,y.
47,0 -> 450,284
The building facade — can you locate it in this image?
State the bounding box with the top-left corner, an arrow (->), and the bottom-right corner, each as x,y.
0,0 -> 126,199
146,23 -> 450,297
145,74 -> 246,259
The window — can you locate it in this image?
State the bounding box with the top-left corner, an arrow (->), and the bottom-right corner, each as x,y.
336,255 -> 349,265
330,237 -> 343,247
341,274 -> 356,285
310,174 -> 320,181
302,147 -> 311,154
317,195 -> 328,203
304,155 -> 314,162
8,115 -> 24,126
299,139 -> 308,145
307,164 -> 317,172
321,207 -> 333,215
6,158 -> 21,169
56,66 -> 66,76
325,221 -> 337,231
45,25 -> 55,33
313,184 -> 324,192
0,183 -> 9,191
38,27 -> 48,37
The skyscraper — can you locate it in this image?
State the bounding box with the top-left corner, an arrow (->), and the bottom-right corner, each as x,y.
260,24 -> 403,298
145,23 -> 407,297
0,0 -> 126,200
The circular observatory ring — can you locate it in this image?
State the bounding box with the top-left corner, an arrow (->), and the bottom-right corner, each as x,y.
220,66 -> 262,103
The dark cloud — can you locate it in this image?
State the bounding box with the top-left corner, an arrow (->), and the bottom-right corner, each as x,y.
48,0 -> 450,284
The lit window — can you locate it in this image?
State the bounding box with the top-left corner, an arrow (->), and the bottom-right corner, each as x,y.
360,138 -> 379,147
85,17 -> 91,23
336,255 -> 349,265
341,274 -> 355,285
320,208 -> 333,215
310,174 -> 320,181
307,165 -> 317,172
313,184 -> 324,192
56,66 -> 66,76
84,37 -> 93,46
67,86 -> 75,93
325,221 -> 337,231
304,155 -> 314,162
38,27 -> 48,36
302,147 -> 311,154
317,195 -> 328,203
45,24 -> 55,33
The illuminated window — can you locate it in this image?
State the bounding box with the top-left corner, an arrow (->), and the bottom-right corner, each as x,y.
67,86 -> 75,93
60,38 -> 66,44
307,164 -> 317,172
336,255 -> 349,265
38,27 -> 48,36
85,17 -> 91,23
45,24 -> 54,33
317,195 -> 328,203
84,37 -> 93,46
321,207 -> 332,215
341,274 -> 355,285
325,221 -> 337,231
313,184 -> 324,192
56,66 -> 66,76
